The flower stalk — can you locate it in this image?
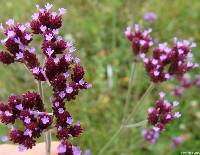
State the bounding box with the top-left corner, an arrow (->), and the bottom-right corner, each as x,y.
124,120 -> 147,128
125,82 -> 155,124
37,81 -> 51,155
97,81 -> 153,155
44,130 -> 52,155
122,62 -> 136,123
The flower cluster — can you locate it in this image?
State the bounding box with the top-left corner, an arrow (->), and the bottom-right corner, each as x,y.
0,3 -> 91,154
143,39 -> 198,83
143,92 -> 181,143
125,24 -> 153,56
125,24 -> 198,83
173,74 -> 200,96
0,92 -> 52,150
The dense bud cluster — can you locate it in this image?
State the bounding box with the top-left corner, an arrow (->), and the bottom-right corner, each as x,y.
143,39 -> 198,83
125,24 -> 153,56
0,3 -> 91,155
0,92 -> 52,149
143,92 -> 181,143
125,24 -> 198,83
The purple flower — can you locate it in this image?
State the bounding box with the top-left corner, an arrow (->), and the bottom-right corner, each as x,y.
73,146 -> 82,155
7,124 -> 14,129
65,54 -> 72,61
41,116 -> 50,124
18,144 -> 26,152
57,143 -> 66,153
59,8 -> 67,15
45,3 -> 53,10
24,116 -> 31,124
15,104 -> 23,110
74,57 -> 80,64
79,79 -> 84,85
66,86 -> 73,94
16,52 -> 24,60
40,25 -> 47,32
59,91 -> 66,99
86,83 -> 92,89
6,19 -> 14,26
32,13 -> 39,20
25,34 -> 32,41
4,111 -> 12,116
45,34 -> 53,41
1,136 -> 8,142
172,136 -> 183,147
143,12 -> 157,23
58,108 -> 64,114
143,128 -> 159,144
69,46 -> 75,53
29,47 -> 36,54
63,72 -> 69,78
66,117 -> 73,125
24,129 -> 33,137
174,112 -> 181,118
85,149 -> 91,155
0,23 -> 4,30
173,101 -> 179,107
32,67 -> 40,74
7,31 -> 16,38
54,101 -> 60,107
46,48 -> 54,56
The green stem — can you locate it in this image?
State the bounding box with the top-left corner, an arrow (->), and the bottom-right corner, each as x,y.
44,130 -> 52,155
97,126 -> 123,155
97,62 -> 155,155
125,82 -> 155,124
124,120 -> 147,128
97,119 -> 148,155
37,81 -> 51,155
122,62 -> 136,123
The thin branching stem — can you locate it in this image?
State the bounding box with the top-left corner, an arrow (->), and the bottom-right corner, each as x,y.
37,81 -> 51,155
97,126 -> 123,155
125,82 -> 155,124
97,81 -> 154,155
124,120 -> 147,128
122,62 -> 136,123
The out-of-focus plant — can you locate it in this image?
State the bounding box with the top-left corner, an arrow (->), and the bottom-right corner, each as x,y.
143,12 -> 157,23
0,3 -> 91,155
97,23 -> 198,155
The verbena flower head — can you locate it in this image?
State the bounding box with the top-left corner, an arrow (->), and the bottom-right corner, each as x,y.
125,24 -> 198,83
143,39 -> 198,83
143,12 -> 157,23
143,92 -> 181,143
0,3 -> 91,154
172,136 -> 183,147
125,24 -> 153,56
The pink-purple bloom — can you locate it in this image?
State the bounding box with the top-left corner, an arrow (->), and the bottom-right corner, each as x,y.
172,136 -> 183,147
143,12 -> 157,23
0,3 -> 91,154
143,92 -> 181,143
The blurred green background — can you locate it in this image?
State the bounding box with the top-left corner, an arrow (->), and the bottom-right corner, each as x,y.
0,0 -> 200,154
